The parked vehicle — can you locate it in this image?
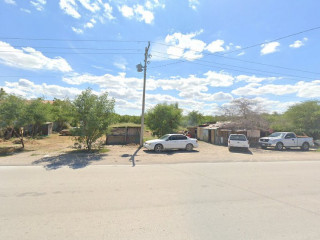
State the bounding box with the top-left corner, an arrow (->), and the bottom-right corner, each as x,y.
259,132 -> 314,151
143,134 -> 198,153
228,134 -> 249,151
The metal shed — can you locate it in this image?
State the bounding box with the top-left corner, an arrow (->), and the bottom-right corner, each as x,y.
106,126 -> 141,145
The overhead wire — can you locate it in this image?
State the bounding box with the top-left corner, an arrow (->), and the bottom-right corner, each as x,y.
150,25 -> 320,74
150,52 -> 316,81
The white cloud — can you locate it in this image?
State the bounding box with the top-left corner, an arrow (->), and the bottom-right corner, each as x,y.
145,0 -> 165,9
232,80 -> 320,98
103,3 -> 115,20
118,5 -> 134,18
59,0 -> 81,18
3,79 -> 82,99
71,26 -> 83,34
113,57 -> 127,71
84,18 -> 96,29
4,0 -> 16,5
189,0 -> 199,10
134,5 -> 154,24
0,41 -> 72,72
204,71 -> 234,87
296,80 -> 320,98
30,0 -> 46,11
164,30 -> 206,60
289,38 -> 308,48
20,8 -> 31,13
231,83 -> 297,96
260,42 -> 280,55
236,75 -> 279,83
205,39 -> 225,53
78,0 -> 100,12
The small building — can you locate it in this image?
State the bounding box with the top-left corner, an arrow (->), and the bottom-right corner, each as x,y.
197,121 -> 268,146
41,122 -> 53,135
187,126 -> 197,138
106,126 -> 141,145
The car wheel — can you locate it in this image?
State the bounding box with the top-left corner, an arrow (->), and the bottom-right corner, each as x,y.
186,143 -> 193,151
154,144 -> 163,153
276,142 -> 283,151
301,142 -> 309,151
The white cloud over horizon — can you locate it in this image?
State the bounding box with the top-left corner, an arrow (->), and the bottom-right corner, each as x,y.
0,41 -> 72,72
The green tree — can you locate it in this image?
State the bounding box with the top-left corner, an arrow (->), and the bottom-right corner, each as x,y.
23,98 -> 51,136
0,88 -> 7,101
284,101 -> 320,139
145,103 -> 182,137
73,89 -> 115,151
50,98 -> 75,131
186,110 -> 204,126
0,94 -> 26,147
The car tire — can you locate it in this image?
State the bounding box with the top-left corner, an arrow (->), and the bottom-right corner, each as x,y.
186,143 -> 193,151
301,142 -> 309,151
276,142 -> 284,151
154,144 -> 163,153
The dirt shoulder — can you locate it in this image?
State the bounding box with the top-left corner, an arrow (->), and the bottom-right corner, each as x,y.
0,134 -> 319,169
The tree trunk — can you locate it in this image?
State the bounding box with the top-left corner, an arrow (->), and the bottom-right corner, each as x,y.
12,128 -> 24,149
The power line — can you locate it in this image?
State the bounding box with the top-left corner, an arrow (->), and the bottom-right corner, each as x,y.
150,25 -> 320,73
0,51 -> 143,55
0,46 -> 142,51
0,37 -> 146,43
150,53 -> 317,81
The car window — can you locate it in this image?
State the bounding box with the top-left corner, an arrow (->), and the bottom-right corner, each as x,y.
176,135 -> 187,140
229,135 -> 247,141
285,133 -> 296,138
170,135 -> 177,140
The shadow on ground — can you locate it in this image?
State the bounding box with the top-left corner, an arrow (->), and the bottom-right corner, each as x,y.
122,146 -> 142,167
229,148 -> 253,155
143,149 -> 199,155
32,152 -> 107,170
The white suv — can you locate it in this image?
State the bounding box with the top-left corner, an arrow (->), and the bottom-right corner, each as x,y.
143,134 -> 198,153
228,134 -> 249,151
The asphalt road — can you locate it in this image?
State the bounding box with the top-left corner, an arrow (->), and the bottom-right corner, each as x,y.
1,161 -> 320,240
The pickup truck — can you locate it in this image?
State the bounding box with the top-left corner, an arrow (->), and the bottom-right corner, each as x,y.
259,132 -> 314,151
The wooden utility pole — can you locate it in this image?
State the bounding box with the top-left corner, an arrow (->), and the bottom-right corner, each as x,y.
139,41 -> 150,146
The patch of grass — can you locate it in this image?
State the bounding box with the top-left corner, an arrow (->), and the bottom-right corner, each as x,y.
98,148 -> 110,153
316,148 -> 320,152
0,147 -> 33,157
143,136 -> 157,142
111,123 -> 141,127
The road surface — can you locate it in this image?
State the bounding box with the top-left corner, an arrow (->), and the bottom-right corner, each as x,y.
1,161 -> 320,239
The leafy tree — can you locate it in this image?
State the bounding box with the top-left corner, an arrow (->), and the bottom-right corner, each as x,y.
0,94 -> 26,147
73,89 -> 115,151
50,98 -> 75,131
0,88 -> 7,101
186,110 -> 204,126
145,103 -> 182,137
284,101 -> 320,139
23,98 -> 51,136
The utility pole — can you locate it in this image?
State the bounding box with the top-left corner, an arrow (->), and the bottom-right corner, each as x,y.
137,41 -> 151,147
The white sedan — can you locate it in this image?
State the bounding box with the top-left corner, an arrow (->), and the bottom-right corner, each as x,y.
143,134 -> 198,152
228,134 -> 250,151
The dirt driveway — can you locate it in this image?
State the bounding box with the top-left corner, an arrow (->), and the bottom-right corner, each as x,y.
0,139 -> 319,169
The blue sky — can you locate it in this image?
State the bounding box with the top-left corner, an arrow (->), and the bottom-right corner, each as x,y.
0,0 -> 319,115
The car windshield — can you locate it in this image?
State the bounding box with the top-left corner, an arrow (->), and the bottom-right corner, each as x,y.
269,132 -> 284,137
159,134 -> 169,140
229,135 -> 247,141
